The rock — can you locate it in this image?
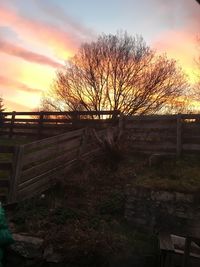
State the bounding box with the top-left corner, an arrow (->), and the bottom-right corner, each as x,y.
10,233 -> 44,259
43,245 -> 64,263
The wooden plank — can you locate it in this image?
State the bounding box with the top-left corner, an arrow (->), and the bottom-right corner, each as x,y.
20,149 -> 78,182
125,115 -> 177,121
0,162 -> 12,170
8,145 -> 24,203
19,165 -> 62,190
125,122 -> 176,130
181,114 -> 200,119
38,112 -> 44,139
0,146 -> 15,153
17,174 -> 55,201
129,143 -> 176,151
1,110 -> 120,116
17,181 -> 53,201
182,136 -> 200,144
9,111 -> 16,138
17,160 -> 78,200
23,128 -> 83,151
23,137 -> 81,166
182,144 -> 200,151
8,131 -> 39,137
182,237 -> 191,267
159,232 -> 174,251
0,179 -> 9,187
11,124 -> 39,129
13,119 -> 39,122
176,114 -> 182,157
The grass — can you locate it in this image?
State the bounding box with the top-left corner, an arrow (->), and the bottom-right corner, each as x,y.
129,154 -> 200,193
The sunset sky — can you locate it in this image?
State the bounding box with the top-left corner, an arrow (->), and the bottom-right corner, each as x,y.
0,0 -> 199,111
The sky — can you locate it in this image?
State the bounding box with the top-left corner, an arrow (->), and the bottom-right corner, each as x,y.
0,0 -> 200,111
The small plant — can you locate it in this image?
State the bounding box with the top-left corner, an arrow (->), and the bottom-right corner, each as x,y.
51,207 -> 80,224
98,192 -> 125,216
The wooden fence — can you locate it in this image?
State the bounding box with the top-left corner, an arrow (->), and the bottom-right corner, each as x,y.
0,145 -> 15,203
1,112 -> 200,204
123,114 -> 200,155
2,127 -> 108,203
0,110 -> 120,139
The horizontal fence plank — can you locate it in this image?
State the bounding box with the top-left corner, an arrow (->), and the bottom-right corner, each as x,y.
19,158 -> 77,191
20,149 -> 78,182
125,115 -> 178,121
17,174 -> 56,201
0,162 -> 12,170
17,182 -> 51,201
126,123 -> 176,130
2,110 -> 120,116
23,138 -> 81,166
182,144 -> 200,151
17,159 -> 78,200
0,179 -> 9,187
128,143 -> 176,151
23,128 -> 83,152
0,146 -> 15,153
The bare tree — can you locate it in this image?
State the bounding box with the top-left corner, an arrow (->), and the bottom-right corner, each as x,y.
0,96 -> 5,123
0,97 -> 5,113
192,36 -> 200,102
43,32 -> 187,115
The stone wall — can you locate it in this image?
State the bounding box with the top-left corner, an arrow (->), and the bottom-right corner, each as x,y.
125,186 -> 200,237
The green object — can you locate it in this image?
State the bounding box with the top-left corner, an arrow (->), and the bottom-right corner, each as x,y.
0,205 -> 14,266
0,229 -> 14,246
0,249 -> 3,260
0,208 -> 7,229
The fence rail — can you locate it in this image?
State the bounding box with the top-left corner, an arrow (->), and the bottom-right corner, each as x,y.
7,127 -> 108,203
123,114 -> 200,155
0,110 -> 120,139
1,112 -> 200,204
0,145 -> 14,203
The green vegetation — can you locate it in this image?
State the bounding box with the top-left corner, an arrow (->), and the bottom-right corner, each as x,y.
130,154 -> 200,193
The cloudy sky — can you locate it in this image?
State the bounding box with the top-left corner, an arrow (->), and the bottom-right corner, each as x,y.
0,0 -> 199,111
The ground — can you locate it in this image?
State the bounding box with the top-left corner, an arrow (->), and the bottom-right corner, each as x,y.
2,138 -> 200,266
1,139 -> 200,267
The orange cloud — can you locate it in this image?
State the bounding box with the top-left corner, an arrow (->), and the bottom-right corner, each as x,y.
4,99 -> 30,112
153,31 -> 200,84
0,39 -> 63,68
0,75 -> 42,93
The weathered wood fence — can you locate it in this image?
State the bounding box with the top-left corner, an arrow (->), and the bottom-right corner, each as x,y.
1,112 -> 200,204
123,114 -> 200,155
6,127 -> 107,203
0,110 -> 120,139
0,145 -> 15,203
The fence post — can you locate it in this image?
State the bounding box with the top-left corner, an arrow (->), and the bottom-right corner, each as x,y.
118,113 -> 125,132
9,111 -> 16,138
38,111 -> 44,139
8,145 -> 24,203
77,128 -> 88,159
176,114 -> 182,158
182,237 -> 191,267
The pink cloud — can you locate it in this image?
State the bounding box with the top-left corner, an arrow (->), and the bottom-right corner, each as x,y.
0,75 -> 42,93
0,39 -> 63,68
34,0 -> 96,40
152,31 -> 199,83
0,5 -> 81,59
4,99 -> 30,111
